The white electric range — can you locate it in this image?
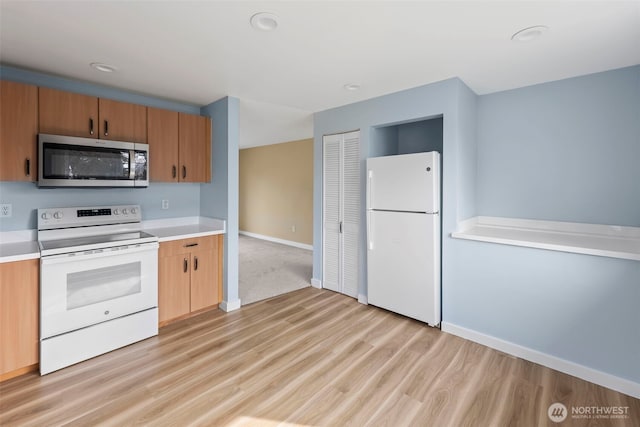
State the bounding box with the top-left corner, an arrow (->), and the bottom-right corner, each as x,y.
38,205 -> 159,375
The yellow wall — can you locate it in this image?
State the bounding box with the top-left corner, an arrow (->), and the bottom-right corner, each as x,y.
239,138 -> 313,245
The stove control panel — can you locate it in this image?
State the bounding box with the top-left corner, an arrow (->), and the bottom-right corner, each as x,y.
38,205 -> 142,230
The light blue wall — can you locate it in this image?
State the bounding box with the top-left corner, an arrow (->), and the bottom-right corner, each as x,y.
313,77 -> 477,303
0,65 -> 203,231
369,126 -> 398,157
447,240 -> 640,383
369,117 -> 444,157
477,65 -> 640,226
450,66 -> 640,384
200,97 -> 240,306
0,182 -> 200,231
456,82 -> 478,222
397,117 -> 443,155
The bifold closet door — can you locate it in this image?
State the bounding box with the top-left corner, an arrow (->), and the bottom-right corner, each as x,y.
322,131 -> 360,298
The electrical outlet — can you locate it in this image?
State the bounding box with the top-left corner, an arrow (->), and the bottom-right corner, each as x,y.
161,200 -> 169,210
0,204 -> 12,218
291,225 -> 296,233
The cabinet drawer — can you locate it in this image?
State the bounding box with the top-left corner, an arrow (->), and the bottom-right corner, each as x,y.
159,235 -> 216,257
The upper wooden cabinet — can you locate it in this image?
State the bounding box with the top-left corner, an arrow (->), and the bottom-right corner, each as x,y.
98,98 -> 147,143
147,108 -> 211,183
147,107 -> 179,182
38,87 -> 98,138
179,113 -> 211,183
39,87 -> 147,143
0,81 -> 38,181
3,83 -> 208,183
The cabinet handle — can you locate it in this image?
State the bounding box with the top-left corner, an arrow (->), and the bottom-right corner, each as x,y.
182,166 -> 186,179
185,243 -> 198,248
194,256 -> 198,271
104,120 -> 109,137
172,165 -> 177,178
183,258 -> 188,273
25,158 -> 30,176
89,118 -> 94,135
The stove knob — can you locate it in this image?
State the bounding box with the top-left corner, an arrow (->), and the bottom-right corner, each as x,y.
113,208 -> 119,215
130,207 -> 138,215
53,211 -> 64,219
41,212 -> 52,220
122,208 -> 128,215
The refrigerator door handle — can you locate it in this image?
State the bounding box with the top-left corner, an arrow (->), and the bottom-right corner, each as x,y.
367,170 -> 373,210
368,211 -> 374,250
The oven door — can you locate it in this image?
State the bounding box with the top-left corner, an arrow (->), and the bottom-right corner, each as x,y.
40,242 -> 158,339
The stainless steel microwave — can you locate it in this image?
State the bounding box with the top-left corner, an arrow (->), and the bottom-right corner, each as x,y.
38,134 -> 149,188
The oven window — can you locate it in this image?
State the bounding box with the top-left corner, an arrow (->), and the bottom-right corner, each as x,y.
67,262 -> 142,310
42,143 -> 130,180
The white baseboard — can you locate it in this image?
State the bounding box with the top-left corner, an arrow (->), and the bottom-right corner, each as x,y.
358,294 -> 368,305
311,278 -> 322,289
220,299 -> 242,312
239,231 -> 312,251
441,322 -> 640,399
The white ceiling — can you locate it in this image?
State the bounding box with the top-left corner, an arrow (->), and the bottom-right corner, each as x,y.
1,1 -> 639,148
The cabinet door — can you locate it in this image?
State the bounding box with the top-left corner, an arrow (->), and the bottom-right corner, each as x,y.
179,113 -> 211,183
98,98 -> 147,143
158,253 -> 191,323
190,247 -> 218,312
0,81 -> 38,181
39,87 -> 98,137
0,259 -> 39,377
147,107 -> 179,182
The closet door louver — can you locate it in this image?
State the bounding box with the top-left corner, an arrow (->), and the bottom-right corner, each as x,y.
342,132 -> 360,297
322,131 -> 360,298
323,135 -> 341,293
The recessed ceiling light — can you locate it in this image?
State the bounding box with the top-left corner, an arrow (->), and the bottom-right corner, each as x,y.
511,26 -> 549,42
344,83 -> 361,91
90,62 -> 117,73
250,12 -> 279,31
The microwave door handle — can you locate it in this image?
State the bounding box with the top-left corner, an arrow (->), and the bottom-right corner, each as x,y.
129,150 -> 136,179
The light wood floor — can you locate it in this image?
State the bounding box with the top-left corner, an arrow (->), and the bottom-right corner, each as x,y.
1,288 -> 638,427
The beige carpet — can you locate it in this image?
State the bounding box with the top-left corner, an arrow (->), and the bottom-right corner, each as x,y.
239,234 -> 312,306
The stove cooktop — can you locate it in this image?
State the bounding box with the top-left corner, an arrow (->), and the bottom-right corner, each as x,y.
39,231 -> 158,256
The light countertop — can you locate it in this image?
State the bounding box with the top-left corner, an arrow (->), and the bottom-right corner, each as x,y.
0,240 -> 41,263
451,216 -> 640,261
0,216 -> 226,263
143,217 -> 226,242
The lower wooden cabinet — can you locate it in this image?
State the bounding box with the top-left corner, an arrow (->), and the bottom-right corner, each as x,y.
158,235 -> 223,325
0,259 -> 39,380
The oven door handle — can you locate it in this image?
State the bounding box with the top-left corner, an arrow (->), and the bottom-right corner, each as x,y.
40,242 -> 159,265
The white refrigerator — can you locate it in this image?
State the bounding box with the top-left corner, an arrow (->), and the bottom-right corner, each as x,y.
366,151 -> 441,327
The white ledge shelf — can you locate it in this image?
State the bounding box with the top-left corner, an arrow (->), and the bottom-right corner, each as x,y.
451,216 -> 640,261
